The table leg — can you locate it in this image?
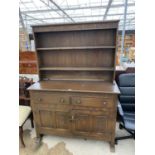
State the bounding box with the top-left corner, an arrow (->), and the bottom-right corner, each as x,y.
19,126 -> 25,147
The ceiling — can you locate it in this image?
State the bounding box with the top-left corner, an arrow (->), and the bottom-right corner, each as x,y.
19,0 -> 135,33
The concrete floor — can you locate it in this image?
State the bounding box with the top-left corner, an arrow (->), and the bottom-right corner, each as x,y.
20,119 -> 135,155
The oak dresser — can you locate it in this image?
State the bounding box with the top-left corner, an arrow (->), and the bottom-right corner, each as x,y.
28,21 -> 120,151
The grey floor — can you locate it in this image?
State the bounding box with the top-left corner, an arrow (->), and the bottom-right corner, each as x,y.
22,119 -> 135,155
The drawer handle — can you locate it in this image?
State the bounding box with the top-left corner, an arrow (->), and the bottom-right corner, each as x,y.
103,102 -> 107,105
38,98 -> 42,101
76,99 -> 81,104
60,98 -> 65,103
69,115 -> 75,121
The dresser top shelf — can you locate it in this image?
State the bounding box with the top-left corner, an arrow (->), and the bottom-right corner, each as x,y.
36,46 -> 116,50
39,67 -> 114,71
32,20 -> 119,32
28,80 -> 120,94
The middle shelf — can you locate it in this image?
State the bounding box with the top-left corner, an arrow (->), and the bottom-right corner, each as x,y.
36,46 -> 116,51
39,67 -> 114,71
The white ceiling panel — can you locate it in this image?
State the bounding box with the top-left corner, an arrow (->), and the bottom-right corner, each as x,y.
20,0 -> 135,33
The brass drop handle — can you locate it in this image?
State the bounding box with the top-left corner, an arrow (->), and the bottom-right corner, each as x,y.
38,98 -> 42,101
60,98 -> 65,103
71,115 -> 74,120
76,99 -> 81,104
103,101 -> 107,105
69,115 -> 75,121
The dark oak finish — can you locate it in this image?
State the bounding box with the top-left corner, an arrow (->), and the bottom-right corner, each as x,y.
28,21 -> 120,152
32,20 -> 119,33
36,46 -> 115,50
28,81 -> 119,94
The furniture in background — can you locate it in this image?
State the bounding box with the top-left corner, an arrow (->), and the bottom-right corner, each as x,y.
115,66 -> 135,84
19,51 -> 37,74
19,105 -> 32,147
19,77 -> 34,128
115,73 -> 135,144
19,76 -> 33,105
19,105 -> 31,147
28,21 -> 120,151
19,74 -> 39,83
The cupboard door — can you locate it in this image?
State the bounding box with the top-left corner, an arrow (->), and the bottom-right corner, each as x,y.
92,115 -> 109,133
71,110 -> 92,135
74,113 -> 91,133
55,111 -> 70,131
36,107 -> 71,134
72,110 -> 114,134
38,109 -> 55,128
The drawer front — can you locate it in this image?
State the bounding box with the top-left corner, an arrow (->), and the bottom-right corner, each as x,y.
31,92 -> 70,105
71,95 -> 114,109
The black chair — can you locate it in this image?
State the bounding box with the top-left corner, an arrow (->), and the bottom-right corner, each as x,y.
115,73 -> 135,144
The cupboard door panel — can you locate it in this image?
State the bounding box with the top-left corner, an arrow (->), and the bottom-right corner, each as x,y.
92,115 -> 115,133
92,115 -> 108,133
39,110 -> 55,128
72,110 -> 113,135
37,108 -> 71,132
55,111 -> 70,130
74,114 -> 91,132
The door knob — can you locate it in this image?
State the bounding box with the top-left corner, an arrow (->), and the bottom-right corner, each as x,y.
71,115 -> 74,120
76,99 -> 81,104
69,115 -> 74,121
60,98 -> 65,103
38,98 -> 42,101
103,102 -> 107,105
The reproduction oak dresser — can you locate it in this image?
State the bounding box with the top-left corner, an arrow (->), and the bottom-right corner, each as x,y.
28,21 -> 120,151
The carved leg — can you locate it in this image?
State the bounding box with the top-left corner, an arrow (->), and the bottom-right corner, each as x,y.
35,137 -> 41,145
35,131 -> 42,146
19,127 -> 25,147
30,132 -> 42,150
110,141 -> 115,152
36,130 -> 41,139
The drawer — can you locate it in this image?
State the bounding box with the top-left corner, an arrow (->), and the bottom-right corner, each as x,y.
71,95 -> 114,109
31,92 -> 70,105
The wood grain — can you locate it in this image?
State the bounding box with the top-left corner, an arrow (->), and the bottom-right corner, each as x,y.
29,21 -> 119,152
